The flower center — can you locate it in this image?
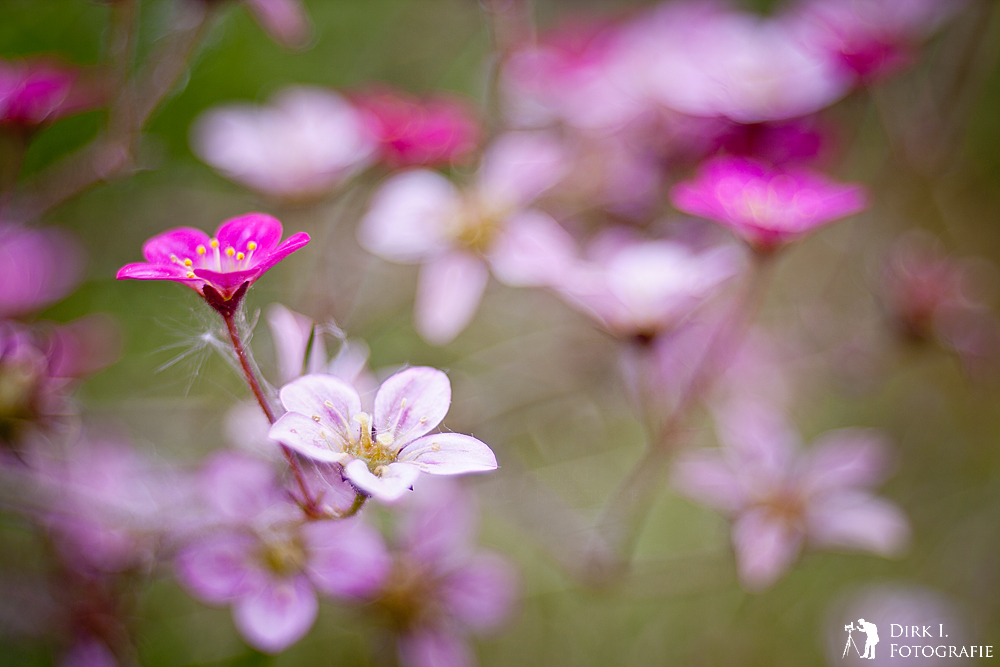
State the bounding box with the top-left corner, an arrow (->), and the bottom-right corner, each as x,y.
168,238 -> 260,278
258,532 -> 307,576
451,195 -> 502,254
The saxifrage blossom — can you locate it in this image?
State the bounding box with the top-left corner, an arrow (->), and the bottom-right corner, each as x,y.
377,480 -> 518,667
672,400 -> 910,591
358,132 -> 572,345
670,156 -> 868,253
269,367 -> 497,502
191,87 -> 376,201
116,213 -> 309,315
0,58 -> 101,128
0,223 -> 84,319
175,452 -> 390,653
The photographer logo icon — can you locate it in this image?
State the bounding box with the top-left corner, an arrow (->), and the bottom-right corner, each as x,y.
844,619 -> 880,659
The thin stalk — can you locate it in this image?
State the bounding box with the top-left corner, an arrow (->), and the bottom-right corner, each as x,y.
590,251 -> 776,581
220,311 -> 327,519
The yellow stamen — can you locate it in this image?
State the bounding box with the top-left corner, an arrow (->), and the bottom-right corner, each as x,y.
196,245 -> 206,255
247,241 -> 257,251
183,258 -> 193,267
236,252 -> 245,260
226,247 -> 235,257
210,239 -> 219,249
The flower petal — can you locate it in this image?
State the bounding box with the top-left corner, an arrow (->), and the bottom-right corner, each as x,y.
715,400 -> 799,494
671,450 -> 748,515
267,303 -> 323,385
278,373 -> 362,441
246,231 -> 311,276
141,227 -> 212,265
232,575 -> 317,654
397,433 -> 497,475
116,262 -> 199,283
798,429 -> 892,496
806,491 -> 910,557
397,628 -> 474,667
477,131 -> 564,210
731,507 -> 803,592
358,169 -> 459,263
344,460 -> 421,503
215,212 -> 284,253
374,367 -> 451,448
269,412 -> 351,463
302,519 -> 391,599
439,552 -> 518,632
414,250 -> 489,346
200,451 -> 282,520
174,532 -> 263,605
397,478 -> 477,570
487,209 -> 577,287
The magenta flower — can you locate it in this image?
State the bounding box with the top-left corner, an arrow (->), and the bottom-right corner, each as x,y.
377,479 -> 518,667
116,213 -> 309,315
0,58 -> 101,128
353,86 -> 480,168
191,87 -> 377,201
672,401 -> 910,591
670,156 -> 868,253
269,367 -> 497,503
0,223 -> 84,318
552,230 -> 742,340
175,452 -> 390,653
359,132 -> 572,344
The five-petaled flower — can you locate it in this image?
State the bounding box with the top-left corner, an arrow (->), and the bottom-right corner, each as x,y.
269,367 -> 497,502
116,213 -> 309,316
670,156 -> 867,253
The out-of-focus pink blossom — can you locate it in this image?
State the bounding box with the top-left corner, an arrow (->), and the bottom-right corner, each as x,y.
0,318 -> 119,449
358,132 -> 572,345
792,0 -> 966,83
552,229 -> 742,340
243,0 -> 312,50
175,452 -> 390,654
117,213 -> 309,314
352,86 -> 480,167
673,401 -> 909,591
712,118 -> 834,168
620,1 -> 852,123
0,223 -> 84,318
61,638 -> 119,667
269,367 -> 497,503
377,479 -> 518,667
0,58 -> 101,128
670,156 -> 868,253
191,87 -> 376,200
502,17 -> 647,131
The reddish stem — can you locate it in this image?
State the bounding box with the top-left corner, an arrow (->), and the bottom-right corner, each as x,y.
221,312 -> 323,519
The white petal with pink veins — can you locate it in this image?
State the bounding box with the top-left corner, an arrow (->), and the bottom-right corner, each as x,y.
374,367 -> 451,448
344,460 -> 422,502
398,433 -> 497,475
414,250 -> 490,346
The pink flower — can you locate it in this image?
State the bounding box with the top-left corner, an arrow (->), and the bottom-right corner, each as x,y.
552,230 -> 742,340
191,87 -> 377,200
242,0 -> 312,49
116,213 -> 309,315
359,132 -> 573,344
670,156 -> 868,252
269,367 -> 497,503
0,58 -> 101,128
792,0 -> 965,83
0,223 -> 84,318
620,2 -> 852,123
378,480 -> 518,667
352,86 -> 480,167
175,452 -> 390,653
673,401 -> 910,591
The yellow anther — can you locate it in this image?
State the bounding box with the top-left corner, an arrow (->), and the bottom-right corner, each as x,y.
431,443 -> 441,452
374,465 -> 389,477
236,252 -> 245,260
210,238 -> 219,249
183,258 -> 193,266
377,433 -> 395,447
196,245 -> 206,255
170,254 -> 179,262
419,416 -> 428,424
247,241 -> 257,251
312,414 -> 321,422
186,272 -> 195,278
226,247 -> 235,257
324,400 -> 337,409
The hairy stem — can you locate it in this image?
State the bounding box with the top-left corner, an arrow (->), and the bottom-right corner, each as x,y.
221,311 -> 325,519
589,251 -> 776,581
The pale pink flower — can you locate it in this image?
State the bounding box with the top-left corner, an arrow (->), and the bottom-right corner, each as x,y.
619,1 -> 852,123
116,213 -> 309,315
175,452 -> 390,653
269,367 -> 497,502
673,401 -> 910,591
243,0 -> 312,49
552,229 -> 742,340
0,58 -> 101,128
191,87 -> 376,200
358,132 -> 573,345
792,0 -> 966,83
0,223 -> 84,318
379,480 -> 518,667
670,156 -> 868,253
352,86 -> 480,167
